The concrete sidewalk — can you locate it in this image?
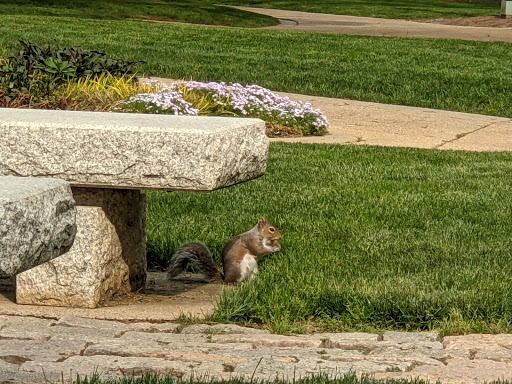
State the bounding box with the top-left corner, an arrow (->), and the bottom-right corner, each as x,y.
147,78 -> 512,152
272,92 -> 512,151
232,6 -> 512,43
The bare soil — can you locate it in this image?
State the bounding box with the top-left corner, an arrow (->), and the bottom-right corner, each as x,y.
0,272 -> 222,321
105,271 -> 222,308
419,15 -> 512,27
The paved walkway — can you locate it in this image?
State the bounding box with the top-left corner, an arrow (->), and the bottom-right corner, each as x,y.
272,91 -> 512,151
148,77 -> 512,151
232,6 -> 512,43
3,274 -> 512,384
2,313 -> 512,384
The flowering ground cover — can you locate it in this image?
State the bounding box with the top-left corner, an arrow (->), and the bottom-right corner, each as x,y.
124,80 -> 329,136
0,39 -> 327,135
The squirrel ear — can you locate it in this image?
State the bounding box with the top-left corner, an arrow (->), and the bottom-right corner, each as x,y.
258,217 -> 266,228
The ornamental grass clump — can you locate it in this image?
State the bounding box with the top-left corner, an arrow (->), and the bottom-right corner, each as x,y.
57,73 -> 156,111
123,80 -> 329,136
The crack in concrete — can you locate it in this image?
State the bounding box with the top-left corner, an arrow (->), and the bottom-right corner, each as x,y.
434,123 -> 493,149
80,342 -> 94,356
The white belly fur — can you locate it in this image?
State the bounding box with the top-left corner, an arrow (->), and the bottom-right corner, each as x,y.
239,254 -> 258,282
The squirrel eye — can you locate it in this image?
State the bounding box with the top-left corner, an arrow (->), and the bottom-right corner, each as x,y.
269,227 -> 275,233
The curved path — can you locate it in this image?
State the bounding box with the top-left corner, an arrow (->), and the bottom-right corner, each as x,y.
220,7 -> 512,150
233,6 -> 512,43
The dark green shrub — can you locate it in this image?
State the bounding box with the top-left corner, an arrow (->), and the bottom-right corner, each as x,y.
59,44 -> 144,78
0,40 -> 144,106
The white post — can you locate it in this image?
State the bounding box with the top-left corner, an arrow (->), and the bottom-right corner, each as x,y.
502,0 -> 512,18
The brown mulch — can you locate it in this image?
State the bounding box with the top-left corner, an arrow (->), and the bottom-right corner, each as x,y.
418,15 -> 512,27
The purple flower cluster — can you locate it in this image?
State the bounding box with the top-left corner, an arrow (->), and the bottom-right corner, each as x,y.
125,89 -> 199,116
174,81 -> 329,135
124,80 -> 329,135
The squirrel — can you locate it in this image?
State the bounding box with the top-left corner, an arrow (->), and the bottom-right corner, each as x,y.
166,217 -> 282,284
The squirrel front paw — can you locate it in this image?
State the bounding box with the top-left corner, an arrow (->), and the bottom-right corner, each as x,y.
269,239 -> 281,252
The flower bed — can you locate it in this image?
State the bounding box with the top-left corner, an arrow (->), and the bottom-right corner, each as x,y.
124,80 -> 329,136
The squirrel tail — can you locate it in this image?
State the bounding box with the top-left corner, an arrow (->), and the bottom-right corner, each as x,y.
167,242 -> 223,282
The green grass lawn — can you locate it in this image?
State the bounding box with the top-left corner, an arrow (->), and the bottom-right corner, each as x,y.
219,0 -> 501,19
147,143 -> 512,335
1,15 -> 511,118
0,0 -> 278,27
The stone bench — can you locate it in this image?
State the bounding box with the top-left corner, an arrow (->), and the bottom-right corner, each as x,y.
0,176 -> 76,277
0,108 -> 268,308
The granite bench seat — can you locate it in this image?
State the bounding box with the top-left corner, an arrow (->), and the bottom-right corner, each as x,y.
0,108 -> 268,308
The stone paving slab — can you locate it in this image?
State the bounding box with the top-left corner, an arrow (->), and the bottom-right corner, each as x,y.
1,313 -> 512,384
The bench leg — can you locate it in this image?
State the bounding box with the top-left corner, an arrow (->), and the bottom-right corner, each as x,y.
16,188 -> 146,308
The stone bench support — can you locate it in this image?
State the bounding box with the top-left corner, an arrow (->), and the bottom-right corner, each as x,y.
16,188 -> 146,308
0,108 -> 268,307
0,176 -> 76,277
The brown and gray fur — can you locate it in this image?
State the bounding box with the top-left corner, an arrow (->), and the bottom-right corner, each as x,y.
167,242 -> 223,282
167,217 -> 282,284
